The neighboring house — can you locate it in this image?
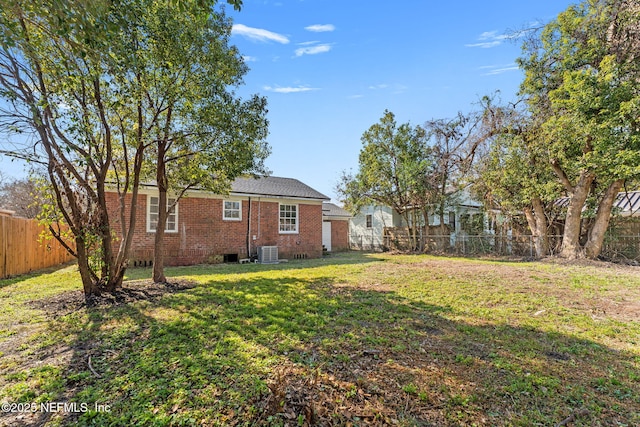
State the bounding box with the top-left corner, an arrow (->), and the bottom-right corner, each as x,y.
105,176 -> 330,266
554,190 -> 640,236
349,205 -> 402,250
555,191 -> 640,218
427,190 -> 488,236
322,202 -> 351,252
349,190 -> 490,250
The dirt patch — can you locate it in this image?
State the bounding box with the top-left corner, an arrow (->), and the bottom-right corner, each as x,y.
29,279 -> 197,318
391,257 -> 640,323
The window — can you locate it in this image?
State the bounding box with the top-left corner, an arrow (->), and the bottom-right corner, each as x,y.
365,214 -> 373,228
448,211 -> 456,231
148,196 -> 178,233
223,200 -> 241,220
279,204 -> 298,233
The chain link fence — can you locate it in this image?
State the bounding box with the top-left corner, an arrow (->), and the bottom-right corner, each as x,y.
350,231 -> 640,262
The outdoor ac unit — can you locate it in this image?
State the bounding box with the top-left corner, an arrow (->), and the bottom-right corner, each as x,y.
258,246 -> 279,264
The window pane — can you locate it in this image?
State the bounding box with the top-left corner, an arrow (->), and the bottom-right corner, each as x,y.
150,197 -> 159,214
279,204 -> 297,232
224,200 -> 241,219
149,213 -> 158,231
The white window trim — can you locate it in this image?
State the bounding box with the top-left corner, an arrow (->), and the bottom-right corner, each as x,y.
222,199 -> 242,221
279,203 -> 299,234
147,195 -> 179,233
365,214 -> 373,228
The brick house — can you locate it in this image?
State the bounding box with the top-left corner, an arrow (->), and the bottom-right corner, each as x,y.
322,202 -> 351,252
106,176 -> 330,266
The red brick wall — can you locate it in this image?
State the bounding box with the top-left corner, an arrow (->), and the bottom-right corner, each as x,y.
329,219 -> 349,251
106,192 -> 323,266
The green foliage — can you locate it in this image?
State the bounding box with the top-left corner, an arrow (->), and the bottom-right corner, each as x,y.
0,0 -> 268,292
472,116 -> 561,220
337,110 -> 439,251
519,0 -> 640,189
136,0 -> 269,193
338,110 -> 431,213
475,0 -> 640,257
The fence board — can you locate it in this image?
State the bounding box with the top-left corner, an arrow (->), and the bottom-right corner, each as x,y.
0,215 -> 74,279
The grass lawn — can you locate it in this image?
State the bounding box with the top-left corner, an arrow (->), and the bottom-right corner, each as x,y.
0,252 -> 639,426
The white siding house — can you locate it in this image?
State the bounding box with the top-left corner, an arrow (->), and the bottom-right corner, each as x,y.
349,205 -> 403,250
349,189 -> 494,251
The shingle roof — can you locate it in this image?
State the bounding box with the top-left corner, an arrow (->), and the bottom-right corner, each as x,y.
322,202 -> 351,218
230,176 -> 329,200
555,191 -> 640,217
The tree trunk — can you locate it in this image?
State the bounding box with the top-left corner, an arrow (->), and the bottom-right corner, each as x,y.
421,207 -> 430,253
410,209 -> 419,252
560,171 -> 595,258
153,187 -> 168,283
98,184 -> 119,292
400,211 -> 416,252
76,238 -> 101,300
532,197 -> 550,257
523,205 -> 548,258
584,179 -> 624,259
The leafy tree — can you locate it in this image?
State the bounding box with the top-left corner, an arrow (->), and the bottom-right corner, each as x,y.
0,0 -> 142,297
518,0 -> 640,259
339,108 -> 498,252
0,0 -> 265,298
471,113 -> 562,257
141,1 -> 269,283
337,110 -> 432,251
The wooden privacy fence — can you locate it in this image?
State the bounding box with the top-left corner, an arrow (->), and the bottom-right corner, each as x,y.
0,214 -> 75,279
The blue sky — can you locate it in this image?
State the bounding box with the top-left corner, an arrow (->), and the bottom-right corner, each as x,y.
226,0 -> 576,202
0,0 -> 576,202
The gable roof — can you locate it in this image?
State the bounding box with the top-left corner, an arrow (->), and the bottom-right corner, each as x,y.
230,176 -> 329,201
555,191 -> 640,217
322,202 -> 351,219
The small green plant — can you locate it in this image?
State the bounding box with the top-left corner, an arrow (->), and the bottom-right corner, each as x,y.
345,385 -> 357,399
455,354 -> 475,365
403,383 -> 418,394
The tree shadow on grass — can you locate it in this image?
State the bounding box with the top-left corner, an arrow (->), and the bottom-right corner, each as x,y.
2,269 -> 639,426
123,251 -> 383,281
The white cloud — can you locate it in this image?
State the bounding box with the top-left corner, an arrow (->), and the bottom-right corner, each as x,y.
231,24 -> 289,44
478,31 -> 498,40
466,30 -> 513,48
481,64 -> 520,75
465,41 -> 502,48
294,44 -> 332,57
305,24 -> 335,33
368,84 -> 389,90
263,85 -> 319,93
466,28 -> 531,48
242,55 -> 258,62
